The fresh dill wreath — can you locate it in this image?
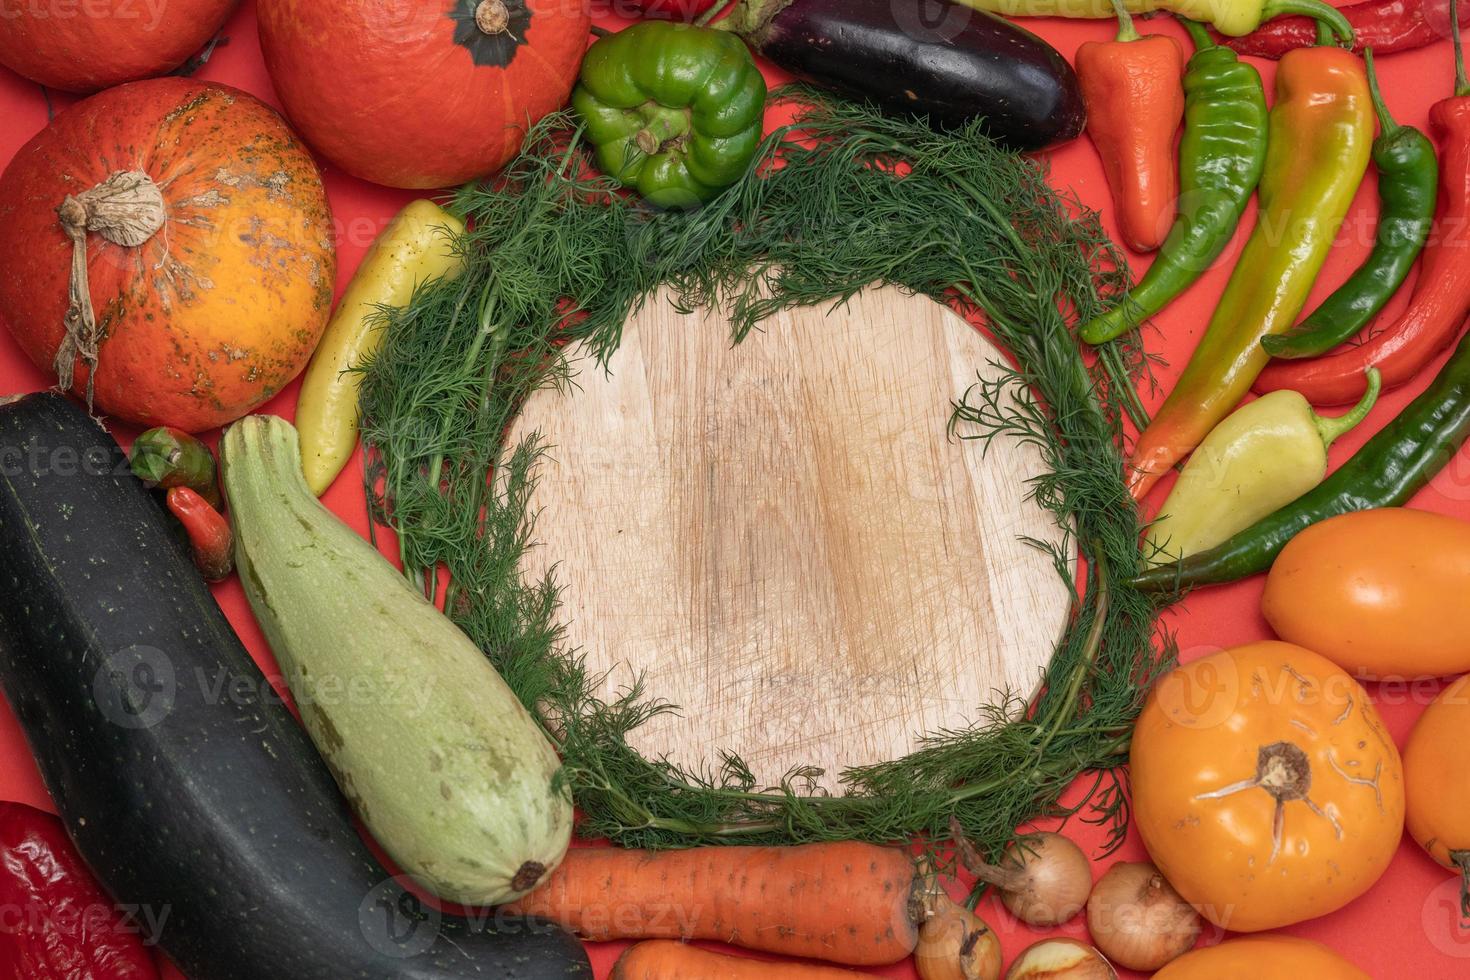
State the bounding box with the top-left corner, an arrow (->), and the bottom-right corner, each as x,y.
357,86 -> 1175,858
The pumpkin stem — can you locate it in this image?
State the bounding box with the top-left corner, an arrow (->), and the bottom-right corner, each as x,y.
56,170 -> 166,408
475,0 -> 511,35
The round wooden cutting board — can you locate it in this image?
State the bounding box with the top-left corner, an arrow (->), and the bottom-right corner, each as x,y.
506,286 -> 1071,787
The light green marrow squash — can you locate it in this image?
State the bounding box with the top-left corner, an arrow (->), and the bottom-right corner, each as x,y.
220,415 -> 571,906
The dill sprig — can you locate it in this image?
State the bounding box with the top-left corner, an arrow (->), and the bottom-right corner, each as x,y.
358,87 -> 1173,861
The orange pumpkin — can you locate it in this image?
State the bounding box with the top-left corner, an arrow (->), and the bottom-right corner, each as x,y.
1404,673 -> 1470,918
1263,508 -> 1470,679
0,0 -> 238,93
257,0 -> 590,189
1131,641 -> 1404,932
1152,936 -> 1369,980
0,77 -> 335,432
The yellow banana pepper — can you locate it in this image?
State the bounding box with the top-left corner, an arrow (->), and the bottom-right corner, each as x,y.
296,200 -> 466,496
1145,370 -> 1380,565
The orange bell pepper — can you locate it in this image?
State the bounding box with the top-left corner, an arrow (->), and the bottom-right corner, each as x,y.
1127,45 -> 1373,501
1077,0 -> 1186,252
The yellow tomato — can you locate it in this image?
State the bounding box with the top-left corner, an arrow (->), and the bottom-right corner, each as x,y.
1131,641 -> 1404,932
1262,508 -> 1470,679
1152,936 -> 1370,979
1404,673 -> 1470,914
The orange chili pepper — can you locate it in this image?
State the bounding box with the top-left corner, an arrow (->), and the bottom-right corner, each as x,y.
1076,0 -> 1186,252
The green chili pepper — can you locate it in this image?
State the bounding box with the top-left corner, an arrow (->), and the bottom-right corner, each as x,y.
1133,330 -> 1470,591
130,426 -> 220,508
1262,49 -> 1438,360
573,20 -> 768,209
1079,19 -> 1268,345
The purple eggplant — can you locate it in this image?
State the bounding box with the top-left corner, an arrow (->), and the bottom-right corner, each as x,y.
720,0 -> 1085,150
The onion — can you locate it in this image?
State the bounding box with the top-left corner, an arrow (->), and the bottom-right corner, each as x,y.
915,890 -> 1003,980
1005,938 -> 1117,980
1085,861 -> 1201,971
952,821 -> 1093,926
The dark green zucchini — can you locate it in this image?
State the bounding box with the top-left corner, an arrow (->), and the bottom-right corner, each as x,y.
0,393 -> 589,979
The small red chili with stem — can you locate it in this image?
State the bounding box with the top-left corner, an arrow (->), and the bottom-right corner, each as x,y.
167,486 -> 234,582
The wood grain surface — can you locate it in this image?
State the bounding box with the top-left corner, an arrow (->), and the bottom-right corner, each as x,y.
506,287 -> 1070,786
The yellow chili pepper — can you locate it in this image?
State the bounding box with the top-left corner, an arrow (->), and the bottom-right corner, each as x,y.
953,0 -> 1353,38
1145,369 -> 1380,564
296,200 -> 466,496
1127,46 -> 1374,502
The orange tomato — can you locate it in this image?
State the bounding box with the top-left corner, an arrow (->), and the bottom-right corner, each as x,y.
1404,673 -> 1470,917
1131,641 -> 1404,932
1152,936 -> 1370,979
1262,508 -> 1470,679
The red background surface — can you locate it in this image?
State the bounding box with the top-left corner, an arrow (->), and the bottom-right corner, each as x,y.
3,2 -> 1470,977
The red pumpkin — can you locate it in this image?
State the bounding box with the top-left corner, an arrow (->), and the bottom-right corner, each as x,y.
257,0 -> 590,189
0,0 -> 239,94
0,77 -> 336,432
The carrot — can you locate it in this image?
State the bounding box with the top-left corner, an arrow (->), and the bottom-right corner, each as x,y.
611,941 -> 883,979
501,841 -> 921,966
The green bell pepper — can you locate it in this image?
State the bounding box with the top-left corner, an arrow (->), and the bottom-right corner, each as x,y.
573,21 -> 767,208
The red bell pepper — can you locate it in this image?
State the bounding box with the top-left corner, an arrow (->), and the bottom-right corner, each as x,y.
0,802 -> 159,980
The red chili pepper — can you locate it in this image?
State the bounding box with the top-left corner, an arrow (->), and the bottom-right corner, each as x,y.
0,802 -> 159,980
1256,17 -> 1470,404
1227,0 -> 1470,59
166,486 -> 234,582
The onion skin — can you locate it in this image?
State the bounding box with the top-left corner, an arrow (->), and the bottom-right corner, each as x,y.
1005,939 -> 1117,980
956,829 -> 1093,927
1085,861 -> 1200,971
915,892 -> 1002,980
